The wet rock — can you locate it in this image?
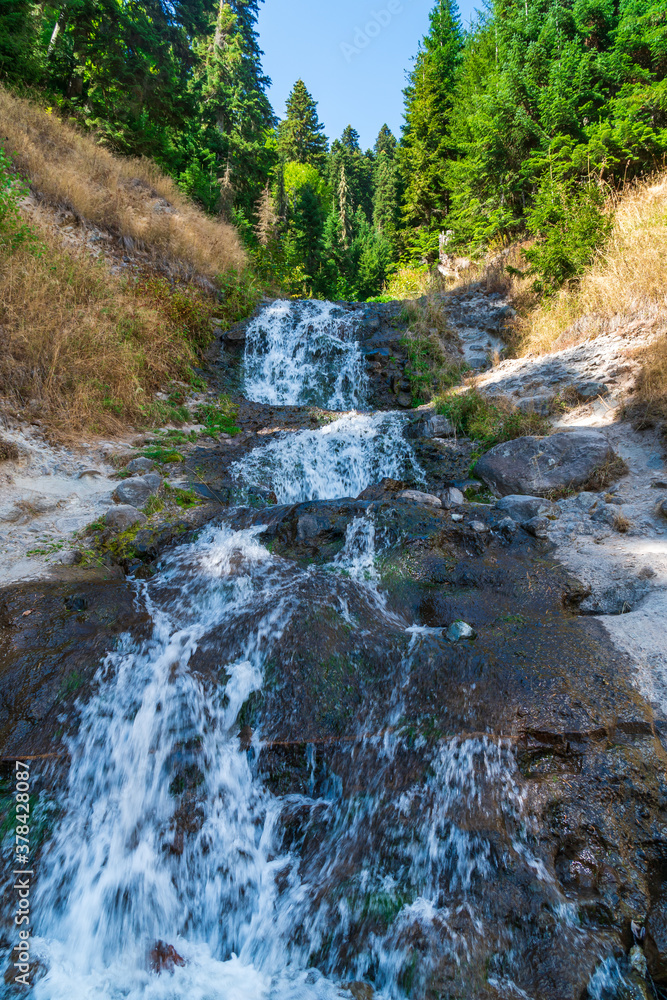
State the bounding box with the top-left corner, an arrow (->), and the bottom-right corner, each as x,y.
398,490 -> 442,507
475,430 -> 616,497
148,941 -> 186,974
522,516 -> 551,539
125,457 -> 154,474
575,381 -> 610,402
440,487 -> 465,508
497,516 -> 519,536
396,392 -> 413,409
105,505 -> 147,532
469,520 -> 488,533
496,494 -> 559,522
356,479 -> 407,502
112,476 -> 160,507
445,621 -> 476,641
64,594 -> 88,612
659,499 -> 667,520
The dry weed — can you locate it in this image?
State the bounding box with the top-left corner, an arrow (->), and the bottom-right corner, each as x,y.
0,436 -> 19,461
0,85 -> 245,281
0,226 -> 215,437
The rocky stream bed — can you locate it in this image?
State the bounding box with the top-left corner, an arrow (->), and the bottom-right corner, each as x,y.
1,292 -> 666,1000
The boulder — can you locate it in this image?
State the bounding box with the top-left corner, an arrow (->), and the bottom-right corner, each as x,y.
397,490 -> 442,508
125,457 -> 154,474
105,505 -> 147,532
475,430 -> 616,497
495,495 -> 559,522
522,516 -> 551,539
112,476 -> 160,507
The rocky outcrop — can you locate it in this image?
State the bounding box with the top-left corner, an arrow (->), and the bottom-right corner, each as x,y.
475,429 -> 618,496
111,473 -> 161,507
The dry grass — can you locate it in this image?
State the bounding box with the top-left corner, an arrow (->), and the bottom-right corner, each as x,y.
0,226 -> 217,437
0,436 -> 20,461
0,85 -> 245,280
518,175 -> 667,354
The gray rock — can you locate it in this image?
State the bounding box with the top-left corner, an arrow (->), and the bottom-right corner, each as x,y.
497,516 -> 518,535
659,499 -> 667,520
112,476 -> 159,507
396,392 -> 413,409
574,381 -> 609,402
125,457 -> 154,474
440,487 -> 465,508
421,414 -> 455,439
522,516 -> 551,539
496,494 -> 559,522
105,505 -> 147,532
445,621 -> 476,642
470,520 -> 488,533
398,490 -> 442,507
142,473 -> 162,492
475,430 -> 616,497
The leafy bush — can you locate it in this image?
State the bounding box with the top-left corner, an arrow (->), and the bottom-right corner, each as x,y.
0,146 -> 35,254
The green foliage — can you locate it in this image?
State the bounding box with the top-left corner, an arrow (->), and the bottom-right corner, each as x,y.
435,388 -> 551,452
400,331 -> 469,404
524,177 -> 613,291
196,394 -> 240,436
0,146 -> 36,254
277,79 -> 328,167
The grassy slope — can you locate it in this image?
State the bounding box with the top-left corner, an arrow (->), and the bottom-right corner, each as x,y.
517,174 -> 667,429
0,86 -> 258,438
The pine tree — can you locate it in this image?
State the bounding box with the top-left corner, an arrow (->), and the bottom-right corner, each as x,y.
277,79 -> 328,167
338,163 -> 353,247
372,126 -> 400,241
399,0 -> 463,232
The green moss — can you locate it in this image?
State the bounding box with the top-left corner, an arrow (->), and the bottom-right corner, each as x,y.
58,670 -> 84,700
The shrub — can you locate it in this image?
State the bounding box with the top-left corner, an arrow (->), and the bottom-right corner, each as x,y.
435,388 -> 551,452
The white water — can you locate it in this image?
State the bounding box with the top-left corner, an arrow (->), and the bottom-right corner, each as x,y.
242,300 -> 368,409
3,300 -> 621,1000
232,411 -> 424,504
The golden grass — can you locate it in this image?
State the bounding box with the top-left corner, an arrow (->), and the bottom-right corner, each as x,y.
0,226 -> 216,437
519,175 -> 667,355
515,174 -> 667,431
0,85 -> 245,280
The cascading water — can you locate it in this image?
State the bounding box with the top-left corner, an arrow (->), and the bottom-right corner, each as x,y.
242,300 -> 368,410
3,300 -> 618,1000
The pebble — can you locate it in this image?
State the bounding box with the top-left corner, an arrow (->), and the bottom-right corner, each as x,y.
451,513 -> 464,522
659,499 -> 667,520
470,520 -> 488,533
398,490 -> 442,507
522,516 -> 551,539
440,487 -> 465,508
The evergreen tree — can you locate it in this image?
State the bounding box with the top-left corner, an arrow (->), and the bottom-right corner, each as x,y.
372,125 -> 400,242
277,79 -> 328,167
399,0 -> 463,233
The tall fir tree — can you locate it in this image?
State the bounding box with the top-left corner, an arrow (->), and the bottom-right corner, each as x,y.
372,126 -> 400,243
277,79 -> 328,167
399,0 -> 463,234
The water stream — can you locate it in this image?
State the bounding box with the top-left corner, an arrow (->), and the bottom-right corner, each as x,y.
6,302 -> 623,999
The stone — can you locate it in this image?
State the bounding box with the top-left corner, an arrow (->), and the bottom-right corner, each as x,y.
142,473 -> 163,492
397,490 -> 442,507
475,430 -> 616,497
440,487 -> 465,508
421,414 -> 455,439
522,516 -> 551,539
396,392 -> 413,409
451,513 -> 464,522
497,516 -> 518,535
496,495 -> 559,522
105,505 -> 147,532
112,476 -> 159,507
659,499 -> 667,520
574,381 -> 610,402
445,621 -> 476,641
125,457 -> 154,474
470,520 -> 488,533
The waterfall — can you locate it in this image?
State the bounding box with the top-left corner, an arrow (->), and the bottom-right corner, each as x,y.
242,300 -> 368,410
3,299 -> 599,1000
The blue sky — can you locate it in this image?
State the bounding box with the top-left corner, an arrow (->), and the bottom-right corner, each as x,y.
256,0 -> 480,152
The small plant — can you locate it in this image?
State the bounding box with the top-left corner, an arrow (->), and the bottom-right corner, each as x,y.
196,394 -> 240,436
613,513 -> 631,533
164,483 -> 203,509
139,446 -> 184,464
143,494 -> 165,517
